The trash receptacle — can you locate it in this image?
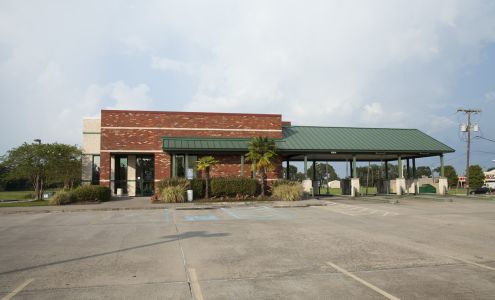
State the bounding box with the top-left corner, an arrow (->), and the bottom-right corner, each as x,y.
117,188 -> 123,196
187,190 -> 193,202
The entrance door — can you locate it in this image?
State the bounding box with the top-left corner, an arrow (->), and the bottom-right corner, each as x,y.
136,156 -> 154,196
114,156 -> 128,194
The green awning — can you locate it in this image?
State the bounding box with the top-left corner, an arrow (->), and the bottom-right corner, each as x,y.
162,126 -> 454,154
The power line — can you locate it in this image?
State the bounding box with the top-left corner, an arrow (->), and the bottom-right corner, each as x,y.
474,136 -> 495,143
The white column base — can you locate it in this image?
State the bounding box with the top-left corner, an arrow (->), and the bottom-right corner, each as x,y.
351,178 -> 360,197
438,177 -> 448,195
396,178 -> 406,195
302,179 -> 312,193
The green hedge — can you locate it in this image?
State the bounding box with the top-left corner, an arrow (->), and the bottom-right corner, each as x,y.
71,185 -> 111,202
210,177 -> 257,197
49,185 -> 111,205
190,178 -> 205,199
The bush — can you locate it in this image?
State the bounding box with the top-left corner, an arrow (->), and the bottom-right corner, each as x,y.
71,185 -> 111,202
210,177 -> 257,197
159,185 -> 188,203
272,179 -> 300,187
157,178 -> 190,190
190,178 -> 206,199
49,191 -> 74,205
272,183 -> 303,201
154,178 -> 190,203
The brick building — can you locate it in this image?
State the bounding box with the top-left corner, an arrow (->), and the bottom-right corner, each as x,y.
82,109 -> 454,197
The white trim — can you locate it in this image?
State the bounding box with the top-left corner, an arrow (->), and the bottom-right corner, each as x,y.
101,126 -> 281,132
100,179 -> 110,182
101,150 -> 162,153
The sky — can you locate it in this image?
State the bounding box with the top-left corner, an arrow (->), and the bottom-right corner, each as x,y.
1,0 -> 494,176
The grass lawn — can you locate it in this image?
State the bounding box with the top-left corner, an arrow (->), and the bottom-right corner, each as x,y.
0,190 -> 34,201
449,188 -> 467,195
318,187 -> 342,195
0,200 -> 50,207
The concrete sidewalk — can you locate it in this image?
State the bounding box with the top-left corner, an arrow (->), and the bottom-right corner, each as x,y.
0,196 -> 329,214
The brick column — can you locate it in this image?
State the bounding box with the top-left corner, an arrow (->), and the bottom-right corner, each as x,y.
154,152 -> 171,193
100,152 -> 111,188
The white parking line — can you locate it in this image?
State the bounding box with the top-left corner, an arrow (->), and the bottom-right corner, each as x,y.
323,202 -> 398,217
326,262 -> 400,300
449,256 -> 495,271
189,268 -> 205,300
1,278 -> 34,300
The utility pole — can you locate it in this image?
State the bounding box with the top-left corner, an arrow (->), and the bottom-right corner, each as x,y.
457,108 -> 481,195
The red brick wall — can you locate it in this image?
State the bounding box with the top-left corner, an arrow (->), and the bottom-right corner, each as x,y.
99,152 -> 111,186
99,110 -> 283,184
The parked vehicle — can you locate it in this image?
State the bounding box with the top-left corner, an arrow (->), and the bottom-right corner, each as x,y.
470,187 -> 491,195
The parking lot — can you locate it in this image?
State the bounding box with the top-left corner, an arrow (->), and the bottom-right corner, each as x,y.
1,196 -> 495,299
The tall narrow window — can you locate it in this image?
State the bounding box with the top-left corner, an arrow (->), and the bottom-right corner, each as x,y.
91,155 -> 100,185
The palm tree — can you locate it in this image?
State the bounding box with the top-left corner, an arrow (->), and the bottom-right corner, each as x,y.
196,156 -> 219,198
245,137 -> 277,197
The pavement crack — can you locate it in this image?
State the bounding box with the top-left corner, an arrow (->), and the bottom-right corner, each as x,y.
172,210 -> 194,300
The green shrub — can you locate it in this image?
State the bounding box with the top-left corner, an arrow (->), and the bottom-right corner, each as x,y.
49,191 -> 74,205
190,178 -> 206,199
71,185 -> 111,202
210,177 -> 257,197
272,183 -> 303,201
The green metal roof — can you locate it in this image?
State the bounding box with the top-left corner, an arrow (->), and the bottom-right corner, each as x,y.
280,126 -> 454,153
162,126 -> 454,154
163,137 -> 251,152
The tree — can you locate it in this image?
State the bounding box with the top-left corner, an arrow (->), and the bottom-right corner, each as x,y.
415,166 -> 432,177
1,143 -> 82,199
196,156 -> 219,198
306,163 -> 339,181
2,143 -> 49,200
434,165 -> 458,187
245,137 -> 277,197
444,165 -> 458,187
282,164 -> 298,180
468,165 -> 485,188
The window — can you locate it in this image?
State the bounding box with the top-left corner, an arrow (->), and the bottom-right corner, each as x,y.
173,154 -> 198,178
91,155 -> 100,185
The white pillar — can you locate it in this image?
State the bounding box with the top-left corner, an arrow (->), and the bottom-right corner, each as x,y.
127,155 -> 136,196
351,178 -> 360,197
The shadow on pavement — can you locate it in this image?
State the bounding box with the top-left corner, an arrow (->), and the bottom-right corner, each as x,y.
0,231 -> 229,276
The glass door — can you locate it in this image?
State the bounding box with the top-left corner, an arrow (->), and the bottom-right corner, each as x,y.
114,156 -> 128,194
136,156 -> 154,196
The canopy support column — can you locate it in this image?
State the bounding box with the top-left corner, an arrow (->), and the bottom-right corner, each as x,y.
304,155 -> 308,179
352,155 -> 357,179
406,159 -> 410,179
412,158 -> 416,178
286,160 -> 290,179
438,154 -> 447,195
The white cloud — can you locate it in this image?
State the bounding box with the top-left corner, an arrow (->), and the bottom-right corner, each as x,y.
108,81 -> 153,110
151,56 -> 194,74
1,0 -> 495,171
485,91 -> 495,101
